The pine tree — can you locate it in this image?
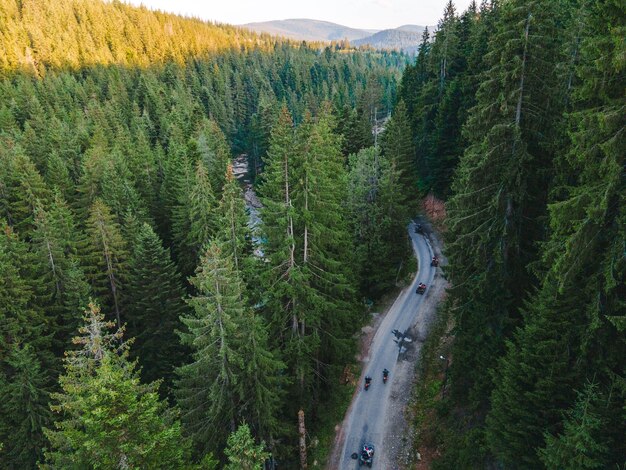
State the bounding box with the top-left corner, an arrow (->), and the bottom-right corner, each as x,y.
259,105 -> 357,411
381,100 -> 416,200
83,199 -> 128,328
0,344 -> 52,469
216,164 -> 252,278
485,0 -> 625,466
224,423 -> 270,470
0,150 -> 50,237
31,195 -> 89,353
445,0 -> 570,411
347,146 -> 408,296
196,119 -> 231,194
538,382 -> 611,470
172,160 -> 217,278
43,302 -> 190,469
340,106 -> 374,157
0,222 -> 50,360
125,222 -> 187,391
176,241 -> 282,454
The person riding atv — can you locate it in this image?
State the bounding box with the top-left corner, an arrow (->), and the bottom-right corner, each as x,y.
416,282 -> 427,295
415,224 -> 424,234
431,256 -> 439,267
359,444 -> 375,467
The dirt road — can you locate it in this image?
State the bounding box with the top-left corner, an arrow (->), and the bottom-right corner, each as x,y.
328,220 -> 445,469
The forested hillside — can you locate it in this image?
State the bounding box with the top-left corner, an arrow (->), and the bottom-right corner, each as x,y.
0,0 -> 414,468
398,0 -> 625,468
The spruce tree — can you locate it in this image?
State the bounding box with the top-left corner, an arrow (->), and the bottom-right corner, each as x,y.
538,383 -> 611,470
31,195 -> 89,352
380,100 -> 416,200
0,344 -> 51,469
176,241 -> 282,454
486,0 -> 625,466
0,222 -> 51,361
224,423 -> 270,470
196,119 -> 231,194
347,146 -> 408,297
83,199 -> 128,328
172,160 -> 217,278
216,164 -> 252,278
0,150 -> 50,237
259,105 -> 357,412
445,0 -> 570,411
43,302 -> 190,469
125,222 -> 187,391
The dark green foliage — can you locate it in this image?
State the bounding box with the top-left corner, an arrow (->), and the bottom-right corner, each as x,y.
0,223 -> 51,361
347,146 -> 409,296
399,1 -> 491,196
337,105 -> 374,157
82,199 -> 128,328
172,160 -> 217,278
176,241 -> 283,455
0,0 -> 409,466
259,106 -> 359,421
0,344 -> 51,469
31,196 -> 90,353
125,223 -> 187,391
381,100 -> 416,200
216,164 -> 254,283
538,382 -> 614,470
44,302 -> 190,469
445,0 -> 568,409
402,0 -> 625,467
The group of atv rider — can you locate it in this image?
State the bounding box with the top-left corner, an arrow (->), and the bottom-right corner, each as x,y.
356,223 -> 439,466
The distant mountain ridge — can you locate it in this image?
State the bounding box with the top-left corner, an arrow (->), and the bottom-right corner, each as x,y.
241,19 -> 429,52
242,19 -> 374,42
353,27 -> 426,54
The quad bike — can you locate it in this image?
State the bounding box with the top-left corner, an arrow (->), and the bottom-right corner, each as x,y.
359,444 -> 375,467
431,256 -> 439,267
416,283 -> 427,295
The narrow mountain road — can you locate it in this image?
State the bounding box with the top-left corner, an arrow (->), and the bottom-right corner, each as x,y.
329,219 -> 444,469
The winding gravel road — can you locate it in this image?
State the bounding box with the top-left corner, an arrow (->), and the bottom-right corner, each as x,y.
335,220 -> 438,469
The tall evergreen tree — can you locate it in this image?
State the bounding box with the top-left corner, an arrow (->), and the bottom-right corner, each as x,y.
125,222 -> 187,391
31,195 -> 89,352
216,164 -> 252,278
347,146 -> 408,296
445,0 -> 570,414
381,100 -> 416,200
259,105 -> 358,417
83,199 -> 128,328
538,382 -> 612,470
172,160 -> 217,278
0,344 -> 51,469
176,241 -> 282,454
485,0 -> 625,466
44,302 -> 190,469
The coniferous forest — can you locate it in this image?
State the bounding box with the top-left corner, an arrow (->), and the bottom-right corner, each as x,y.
0,0 -> 624,469
399,0 -> 624,468
0,0 -> 412,468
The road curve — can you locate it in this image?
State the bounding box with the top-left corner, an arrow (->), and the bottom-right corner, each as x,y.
336,220 -> 436,469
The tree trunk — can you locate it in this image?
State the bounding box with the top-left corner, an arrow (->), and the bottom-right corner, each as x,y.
298,409 -> 308,470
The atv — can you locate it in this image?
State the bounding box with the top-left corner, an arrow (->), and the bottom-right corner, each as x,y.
359,444 -> 375,467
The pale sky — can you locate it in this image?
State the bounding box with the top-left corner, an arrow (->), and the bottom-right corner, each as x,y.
124,0 -> 476,30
